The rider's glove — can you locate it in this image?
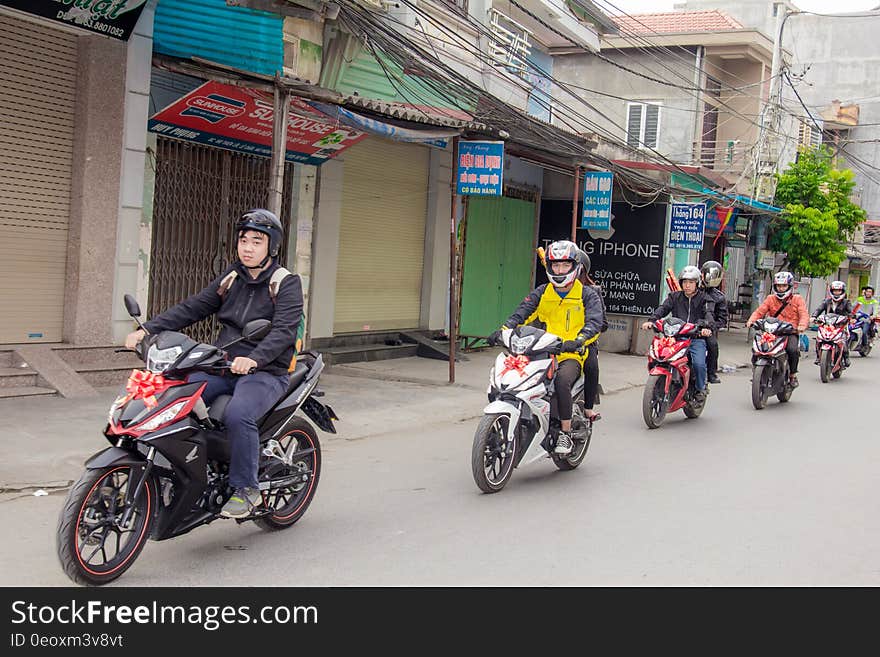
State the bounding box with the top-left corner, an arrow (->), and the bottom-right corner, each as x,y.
561,339 -> 584,353
487,329 -> 503,346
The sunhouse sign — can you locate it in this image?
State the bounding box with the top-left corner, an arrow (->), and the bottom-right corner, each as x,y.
0,1 -> 149,40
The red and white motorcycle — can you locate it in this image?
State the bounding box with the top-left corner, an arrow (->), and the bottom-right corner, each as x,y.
471,326 -> 592,493
814,312 -> 850,383
750,317 -> 797,409
642,317 -> 708,429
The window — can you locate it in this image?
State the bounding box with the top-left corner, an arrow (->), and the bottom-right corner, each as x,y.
798,119 -> 822,150
626,102 -> 661,149
701,104 -> 719,168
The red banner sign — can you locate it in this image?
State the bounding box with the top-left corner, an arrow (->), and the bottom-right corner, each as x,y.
148,81 -> 368,165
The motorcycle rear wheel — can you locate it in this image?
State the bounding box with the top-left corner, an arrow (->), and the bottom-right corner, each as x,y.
859,343 -> 872,357
471,413 -> 516,493
642,374 -> 669,429
751,364 -> 769,410
683,393 -> 705,418
56,465 -> 155,586
552,404 -> 592,471
819,350 -> 831,383
256,418 -> 322,531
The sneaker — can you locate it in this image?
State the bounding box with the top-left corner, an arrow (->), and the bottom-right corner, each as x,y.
693,389 -> 708,404
813,357 -> 820,365
554,432 -> 573,455
708,374 -> 722,384
221,487 -> 262,519
789,374 -> 799,388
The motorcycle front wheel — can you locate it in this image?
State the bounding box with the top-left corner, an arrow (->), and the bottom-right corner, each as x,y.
642,374 -> 669,429
471,413 -> 516,493
56,465 -> 155,586
819,349 -> 832,383
751,364 -> 770,410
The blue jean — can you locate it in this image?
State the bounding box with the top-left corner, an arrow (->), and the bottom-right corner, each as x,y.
688,339 -> 708,392
189,371 -> 289,489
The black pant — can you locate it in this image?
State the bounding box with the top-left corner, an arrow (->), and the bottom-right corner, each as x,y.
784,334 -> 800,374
550,355 -> 600,422
706,333 -> 719,377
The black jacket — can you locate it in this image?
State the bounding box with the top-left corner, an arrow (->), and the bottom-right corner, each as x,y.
814,298 -> 853,317
143,261 -> 304,376
650,290 -> 716,331
705,287 -> 728,327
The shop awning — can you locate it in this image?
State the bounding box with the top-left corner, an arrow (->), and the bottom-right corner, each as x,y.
307,102 -> 460,148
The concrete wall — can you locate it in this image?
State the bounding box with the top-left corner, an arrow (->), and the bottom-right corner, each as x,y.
111,3 -> 155,343
421,147 -> 453,331
309,158 -> 343,339
552,48 -> 700,165
64,36 -> 127,346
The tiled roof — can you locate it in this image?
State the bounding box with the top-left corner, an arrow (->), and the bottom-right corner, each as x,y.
612,10 -> 744,35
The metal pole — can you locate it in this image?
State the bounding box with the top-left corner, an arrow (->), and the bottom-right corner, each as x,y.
449,136 -> 460,384
268,83 -> 290,217
571,166 -> 581,241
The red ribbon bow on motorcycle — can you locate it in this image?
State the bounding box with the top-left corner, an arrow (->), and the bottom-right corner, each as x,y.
124,369 -> 169,408
500,355 -> 530,376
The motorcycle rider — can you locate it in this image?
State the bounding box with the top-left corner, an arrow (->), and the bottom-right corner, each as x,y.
746,271 -> 808,388
576,247 -> 607,413
856,285 -> 878,341
124,209 -> 303,519
812,280 -> 853,367
700,260 -> 728,384
489,240 -> 604,456
641,265 -> 715,402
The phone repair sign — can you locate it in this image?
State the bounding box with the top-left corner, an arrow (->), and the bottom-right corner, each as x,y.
668,202 -> 706,250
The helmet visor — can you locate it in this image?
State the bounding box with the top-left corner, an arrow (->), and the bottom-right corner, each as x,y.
549,260 -> 575,275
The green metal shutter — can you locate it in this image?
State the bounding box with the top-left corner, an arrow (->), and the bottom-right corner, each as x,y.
459,196 -> 537,337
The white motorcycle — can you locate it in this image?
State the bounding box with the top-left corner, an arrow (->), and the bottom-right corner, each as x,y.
471,326 -> 593,494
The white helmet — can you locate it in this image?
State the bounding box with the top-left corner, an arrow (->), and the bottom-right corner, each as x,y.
829,280 -> 846,301
773,271 -> 794,299
679,265 -> 701,285
545,240 -> 581,289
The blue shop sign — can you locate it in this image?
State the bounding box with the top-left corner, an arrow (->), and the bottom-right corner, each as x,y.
581,171 -> 613,230
669,202 -> 707,250
456,141 -> 504,196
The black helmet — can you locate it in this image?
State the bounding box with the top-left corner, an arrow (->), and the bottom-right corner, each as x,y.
700,260 -> 723,288
235,209 -> 283,258
575,247 -> 591,275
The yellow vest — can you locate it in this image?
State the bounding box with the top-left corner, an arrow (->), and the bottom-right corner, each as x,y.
522,281 -> 598,366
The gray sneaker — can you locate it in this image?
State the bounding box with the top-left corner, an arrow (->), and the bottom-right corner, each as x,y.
554,432 -> 573,455
221,487 -> 262,519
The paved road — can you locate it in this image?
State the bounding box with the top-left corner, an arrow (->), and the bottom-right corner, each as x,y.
3,352 -> 879,586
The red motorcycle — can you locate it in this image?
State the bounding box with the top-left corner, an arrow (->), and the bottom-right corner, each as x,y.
750,318 -> 797,409
642,318 -> 708,429
814,312 -> 849,382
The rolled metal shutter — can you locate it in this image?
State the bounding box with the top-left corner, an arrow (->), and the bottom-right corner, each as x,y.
334,138 -> 429,333
0,14 -> 77,343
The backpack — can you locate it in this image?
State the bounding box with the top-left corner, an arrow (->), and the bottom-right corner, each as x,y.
217,267 -> 305,371
591,284 -> 609,333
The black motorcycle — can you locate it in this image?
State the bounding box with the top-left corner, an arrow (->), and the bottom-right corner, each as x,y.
56,295 -> 337,586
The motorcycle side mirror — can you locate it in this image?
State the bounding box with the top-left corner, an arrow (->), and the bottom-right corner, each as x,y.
124,294 -> 141,318
242,319 -> 272,342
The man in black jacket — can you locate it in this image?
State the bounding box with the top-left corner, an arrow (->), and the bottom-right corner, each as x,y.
641,265 -> 715,401
700,260 -> 729,384
812,280 -> 854,367
124,209 -> 303,519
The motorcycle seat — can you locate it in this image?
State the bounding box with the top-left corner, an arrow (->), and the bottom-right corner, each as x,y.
206,362 -> 311,425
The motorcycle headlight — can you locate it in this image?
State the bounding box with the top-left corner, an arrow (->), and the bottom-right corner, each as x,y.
510,334 -> 535,355
137,401 -> 187,432
146,344 -> 183,373
662,323 -> 680,337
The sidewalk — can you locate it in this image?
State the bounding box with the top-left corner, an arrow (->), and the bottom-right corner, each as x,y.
0,330 -> 753,497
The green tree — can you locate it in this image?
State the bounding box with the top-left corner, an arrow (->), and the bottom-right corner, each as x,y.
768,147 -> 867,277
